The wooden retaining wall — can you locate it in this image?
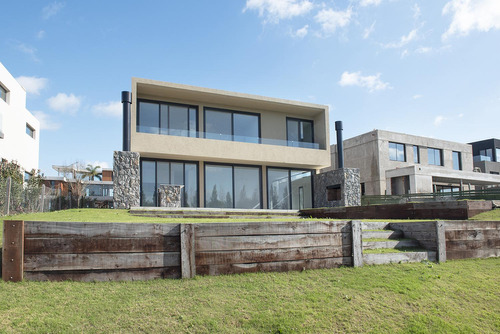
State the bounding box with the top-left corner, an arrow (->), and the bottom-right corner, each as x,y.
445,221 -> 500,260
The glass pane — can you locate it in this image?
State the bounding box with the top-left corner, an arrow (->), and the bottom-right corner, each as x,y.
301,121 -> 313,143
157,161 -> 170,186
452,152 -> 461,170
496,148 -> 500,162
141,161 -> 156,206
397,143 -> 405,161
234,167 -> 260,209
184,163 -> 198,207
268,169 -> 289,210
160,105 -> 169,135
169,105 -> 188,136
171,163 -> 184,185
189,108 -> 197,138
234,113 -> 259,143
413,146 -> 419,163
291,170 -> 312,210
287,119 -> 299,146
138,102 -> 159,134
205,109 -> 232,141
205,165 -> 233,208
389,142 -> 397,161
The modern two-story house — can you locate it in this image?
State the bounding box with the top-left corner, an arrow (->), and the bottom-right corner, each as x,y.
125,78 -> 331,209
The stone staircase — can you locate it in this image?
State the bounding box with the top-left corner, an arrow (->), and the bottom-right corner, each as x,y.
361,222 -> 436,265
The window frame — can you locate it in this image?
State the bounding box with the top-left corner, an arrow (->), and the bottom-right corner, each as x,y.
0,83 -> 8,103
203,107 -> 261,143
428,147 -> 443,166
286,117 -> 315,147
266,166 -> 315,210
389,142 -> 406,162
413,145 -> 420,164
452,151 -> 462,170
26,123 -> 35,139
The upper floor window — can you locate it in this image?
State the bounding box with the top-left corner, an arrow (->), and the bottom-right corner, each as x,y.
26,123 -> 35,138
428,147 -> 443,166
479,148 -> 493,161
496,148 -> 500,162
0,83 -> 7,103
137,100 -> 197,137
452,151 -> 462,170
413,145 -> 420,163
287,118 -> 314,148
389,142 -> 405,161
204,108 -> 260,144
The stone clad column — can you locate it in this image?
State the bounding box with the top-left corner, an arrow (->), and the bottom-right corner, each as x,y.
113,151 -> 140,209
313,168 -> 361,208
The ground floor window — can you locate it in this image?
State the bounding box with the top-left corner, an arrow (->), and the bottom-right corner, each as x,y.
140,159 -> 198,207
267,168 -> 313,210
205,163 -> 261,209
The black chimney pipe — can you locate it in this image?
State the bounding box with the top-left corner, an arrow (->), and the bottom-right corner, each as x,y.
121,91 -> 132,151
335,121 -> 344,169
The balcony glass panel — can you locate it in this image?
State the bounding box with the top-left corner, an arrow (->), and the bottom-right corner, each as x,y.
138,102 -> 159,134
169,105 -> 189,137
205,109 -> 232,141
234,113 -> 259,144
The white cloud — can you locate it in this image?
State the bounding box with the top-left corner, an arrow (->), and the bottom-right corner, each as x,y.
243,0 -> 313,23
458,113 -> 464,118
47,93 -> 81,114
14,42 -> 39,62
415,46 -> 432,54
36,30 -> 46,39
412,3 -> 421,20
15,76 -> 48,95
33,111 -> 61,130
91,101 -> 122,118
434,115 -> 447,126
42,2 -> 65,20
360,0 -> 382,7
338,71 -> 391,92
382,28 -> 418,48
401,49 -> 409,58
413,94 -> 423,100
315,7 -> 352,36
363,21 -> 376,39
442,0 -> 500,40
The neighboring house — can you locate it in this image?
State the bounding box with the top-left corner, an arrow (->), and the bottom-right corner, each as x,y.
327,129 -> 500,195
128,78 -> 330,209
469,138 -> 500,175
0,62 -> 40,177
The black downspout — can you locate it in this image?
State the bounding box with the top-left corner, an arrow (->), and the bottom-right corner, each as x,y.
335,121 -> 344,169
121,91 -> 132,151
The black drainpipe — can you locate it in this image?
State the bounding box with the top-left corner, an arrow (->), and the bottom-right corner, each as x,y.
121,91 -> 132,151
335,121 -> 344,169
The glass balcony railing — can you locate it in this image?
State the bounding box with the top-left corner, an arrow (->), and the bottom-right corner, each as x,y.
136,126 -> 320,149
474,155 -> 492,162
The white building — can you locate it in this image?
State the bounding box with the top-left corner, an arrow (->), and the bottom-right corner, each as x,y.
0,62 -> 40,176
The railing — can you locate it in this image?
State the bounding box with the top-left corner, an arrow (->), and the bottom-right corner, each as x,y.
362,188 -> 500,206
136,126 -> 320,149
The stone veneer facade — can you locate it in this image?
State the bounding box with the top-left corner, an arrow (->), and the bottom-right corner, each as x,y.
113,151 -> 140,209
158,184 -> 184,207
314,168 -> 361,208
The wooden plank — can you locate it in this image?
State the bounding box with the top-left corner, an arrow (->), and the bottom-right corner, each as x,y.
361,222 -> 390,230
447,249 -> 500,260
194,221 -> 351,237
400,231 -> 436,241
363,251 -> 436,265
180,224 -> 195,278
24,236 -> 180,254
2,220 -> 24,282
363,239 -> 419,250
446,239 -> 500,251
362,230 -> 403,239
24,267 -> 180,282
445,229 -> 499,241
24,252 -> 180,271
196,257 -> 352,276
445,221 -> 500,231
24,221 -> 180,238
352,220 -> 363,267
389,222 -> 437,232
196,245 -> 352,265
196,233 -> 350,252
436,221 -> 446,263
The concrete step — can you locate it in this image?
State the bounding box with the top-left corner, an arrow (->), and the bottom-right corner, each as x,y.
130,207 -> 301,219
362,230 -> 404,239
361,222 -> 391,230
363,251 -> 436,265
363,239 -> 420,250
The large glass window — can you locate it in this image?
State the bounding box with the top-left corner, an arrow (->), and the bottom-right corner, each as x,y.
140,159 -> 198,207
479,149 -> 494,162
268,168 -> 313,210
389,142 -> 405,162
428,148 -> 443,166
413,145 -> 420,164
287,118 -> 314,148
204,108 -> 260,143
496,148 -> 500,162
137,100 -> 197,137
205,164 -> 261,209
452,151 -> 462,170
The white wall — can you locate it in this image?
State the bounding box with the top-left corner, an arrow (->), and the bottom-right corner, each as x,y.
0,62 -> 40,173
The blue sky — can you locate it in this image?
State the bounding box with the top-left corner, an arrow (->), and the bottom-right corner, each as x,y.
2,0 -> 499,175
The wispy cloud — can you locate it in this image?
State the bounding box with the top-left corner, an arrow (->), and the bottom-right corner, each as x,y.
412,3 -> 421,20
434,115 -> 447,126
315,7 -> 352,36
47,93 -> 82,115
338,71 -> 391,92
293,24 -> 309,38
14,42 -> 39,62
33,111 -> 61,130
382,28 -> 418,48
359,0 -> 382,7
413,94 -> 423,100
15,76 -> 48,95
243,0 -> 313,23
42,1 -> 65,20
363,21 -> 376,39
415,46 -> 432,54
442,0 -> 500,40
91,101 -> 122,118
36,30 -> 46,39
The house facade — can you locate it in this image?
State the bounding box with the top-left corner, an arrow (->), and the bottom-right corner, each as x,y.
0,62 -> 40,175
126,78 -> 331,209
469,138 -> 500,175
327,129 -> 500,195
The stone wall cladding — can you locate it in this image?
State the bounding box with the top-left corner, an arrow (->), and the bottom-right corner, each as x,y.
113,151 -> 140,209
314,168 -> 361,208
158,184 -> 183,207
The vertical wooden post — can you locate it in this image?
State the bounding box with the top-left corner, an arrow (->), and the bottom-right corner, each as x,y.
352,220 -> 363,267
2,220 -> 24,282
5,176 -> 11,216
40,184 -> 46,213
180,224 -> 195,278
436,220 -> 446,263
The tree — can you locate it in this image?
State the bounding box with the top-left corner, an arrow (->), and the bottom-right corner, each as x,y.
85,164 -> 102,181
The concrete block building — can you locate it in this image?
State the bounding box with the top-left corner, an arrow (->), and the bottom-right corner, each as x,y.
118,78 -> 331,209
469,138 -> 500,175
